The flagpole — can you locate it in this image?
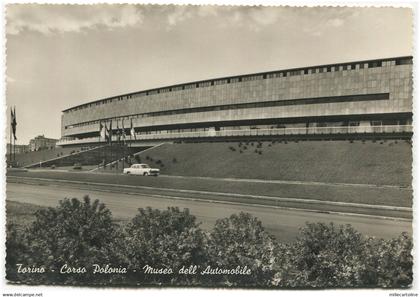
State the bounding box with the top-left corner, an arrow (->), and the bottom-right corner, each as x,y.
9,107 -> 12,166
13,107 -> 16,163
122,119 -> 124,170
116,120 -> 118,171
98,121 -> 101,170
110,119 -> 113,171
13,132 -> 15,163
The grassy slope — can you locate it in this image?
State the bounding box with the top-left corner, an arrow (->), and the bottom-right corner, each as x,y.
140,140 -> 412,186
12,147 -> 77,167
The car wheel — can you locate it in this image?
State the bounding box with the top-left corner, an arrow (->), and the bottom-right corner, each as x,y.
126,171 -> 130,174
143,172 -> 149,176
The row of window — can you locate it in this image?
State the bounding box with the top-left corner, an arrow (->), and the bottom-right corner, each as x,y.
68,120 -> 408,141
65,57 -> 410,113
64,93 -> 389,130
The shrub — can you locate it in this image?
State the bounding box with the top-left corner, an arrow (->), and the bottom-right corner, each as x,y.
73,162 -> 82,170
360,232 -> 412,287
135,155 -> 141,163
124,207 -> 207,285
206,212 -> 278,287
19,196 -> 125,285
274,222 -> 365,288
6,223 -> 29,282
273,223 -> 413,288
6,201 -> 413,288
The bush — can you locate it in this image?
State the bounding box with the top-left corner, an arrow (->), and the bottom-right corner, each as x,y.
206,212 -> 278,287
360,232 -> 412,287
6,200 -> 413,288
280,222 -> 366,288
124,207 -> 207,285
273,222 -> 413,288
73,162 -> 82,170
6,223 -> 28,282
17,196 -> 125,285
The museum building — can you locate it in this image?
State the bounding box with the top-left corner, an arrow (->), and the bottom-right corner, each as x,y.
58,56 -> 413,146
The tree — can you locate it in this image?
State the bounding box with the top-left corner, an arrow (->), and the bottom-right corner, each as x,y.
124,207 -> 207,285
206,212 -> 278,287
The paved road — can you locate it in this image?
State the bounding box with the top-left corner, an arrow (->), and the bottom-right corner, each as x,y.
6,182 -> 412,242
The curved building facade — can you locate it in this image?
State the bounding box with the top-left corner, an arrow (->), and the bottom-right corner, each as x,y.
58,56 -> 413,146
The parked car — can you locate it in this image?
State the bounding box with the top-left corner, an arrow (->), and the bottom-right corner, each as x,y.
123,163 -> 160,176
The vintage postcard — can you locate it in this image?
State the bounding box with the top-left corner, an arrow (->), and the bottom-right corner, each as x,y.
2,2 -> 415,294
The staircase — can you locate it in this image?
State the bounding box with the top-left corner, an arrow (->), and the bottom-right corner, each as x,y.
25,144 -> 150,169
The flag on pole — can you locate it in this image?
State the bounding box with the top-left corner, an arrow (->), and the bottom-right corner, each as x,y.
100,121 -> 107,140
11,107 -> 17,141
107,120 -> 113,144
116,121 -> 121,142
130,119 -> 136,139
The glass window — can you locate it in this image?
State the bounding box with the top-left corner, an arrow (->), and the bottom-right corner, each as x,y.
396,58 -> 412,65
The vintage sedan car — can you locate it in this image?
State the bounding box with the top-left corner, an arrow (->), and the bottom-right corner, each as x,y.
123,163 -> 160,176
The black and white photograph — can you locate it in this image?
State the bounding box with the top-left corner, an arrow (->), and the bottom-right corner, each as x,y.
2,2 -> 415,294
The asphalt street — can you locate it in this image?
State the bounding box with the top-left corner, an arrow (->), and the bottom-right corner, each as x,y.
6,181 -> 411,242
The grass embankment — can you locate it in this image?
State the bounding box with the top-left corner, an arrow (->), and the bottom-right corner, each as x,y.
137,140 -> 412,187
12,147 -> 77,167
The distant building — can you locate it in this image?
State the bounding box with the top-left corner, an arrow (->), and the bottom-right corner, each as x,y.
6,144 -> 29,155
29,135 -> 58,151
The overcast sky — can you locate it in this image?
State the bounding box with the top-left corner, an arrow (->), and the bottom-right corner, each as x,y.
5,5 -> 412,144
